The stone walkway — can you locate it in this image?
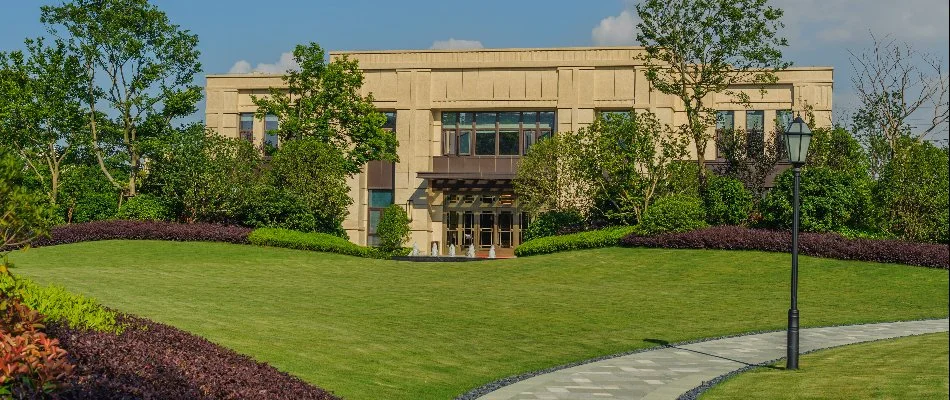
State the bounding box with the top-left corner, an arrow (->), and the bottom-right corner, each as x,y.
476,319 -> 949,400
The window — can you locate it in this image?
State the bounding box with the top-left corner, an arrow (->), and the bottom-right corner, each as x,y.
715,111 -> 735,158
367,190 -> 394,247
598,110 -> 632,121
383,111 -> 396,131
746,110 -> 765,156
239,113 -> 254,142
716,111 -> 735,131
776,110 -> 794,133
441,111 -> 555,156
264,114 -> 279,149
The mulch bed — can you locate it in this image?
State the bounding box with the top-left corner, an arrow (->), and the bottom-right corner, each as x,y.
620,225 -> 949,269
47,314 -> 340,400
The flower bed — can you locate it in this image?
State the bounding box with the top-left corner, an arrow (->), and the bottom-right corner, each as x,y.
620,226 -> 949,269
30,221 -> 252,247
47,313 -> 339,400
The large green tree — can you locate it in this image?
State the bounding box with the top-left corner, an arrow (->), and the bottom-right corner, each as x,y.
0,148 -> 52,271
636,0 -> 789,188
41,0 -> 203,198
0,38 -> 86,204
252,43 -> 398,174
576,111 -> 692,224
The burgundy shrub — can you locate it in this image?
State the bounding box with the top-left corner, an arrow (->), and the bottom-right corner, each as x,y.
48,314 -> 339,400
30,221 -> 251,247
620,225 -> 949,269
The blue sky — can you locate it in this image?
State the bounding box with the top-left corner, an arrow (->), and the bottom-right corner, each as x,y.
1,0 -> 947,140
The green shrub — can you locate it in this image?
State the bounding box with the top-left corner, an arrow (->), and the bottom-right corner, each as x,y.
376,204 -> 410,252
704,175 -> 753,226
57,164 -> 121,224
248,227 -> 390,259
760,166 -> 871,233
0,274 -> 121,333
635,194 -> 707,235
515,226 -> 636,257
872,140 -> 949,243
116,194 -> 169,221
524,210 -> 584,241
239,186 -> 345,237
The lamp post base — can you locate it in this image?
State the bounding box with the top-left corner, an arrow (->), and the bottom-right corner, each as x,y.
787,308 -> 799,370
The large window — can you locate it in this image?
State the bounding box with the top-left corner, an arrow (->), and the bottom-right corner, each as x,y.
239,113 -> 254,142
775,109 -> 793,133
715,111 -> 735,158
746,110 -> 765,156
264,114 -> 279,149
367,190 -> 394,247
442,111 -> 555,156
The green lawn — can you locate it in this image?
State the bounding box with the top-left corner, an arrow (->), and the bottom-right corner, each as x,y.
9,241 -> 948,400
701,332 -> 949,399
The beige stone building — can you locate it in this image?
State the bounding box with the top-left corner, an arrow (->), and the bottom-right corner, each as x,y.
205,46 -> 833,256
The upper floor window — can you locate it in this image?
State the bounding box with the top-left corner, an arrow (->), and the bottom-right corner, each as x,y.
716,111 -> 735,131
264,114 -> 279,149
382,111 -> 396,132
239,113 -> 254,142
442,111 -> 555,156
746,110 -> 765,156
775,109 -> 794,133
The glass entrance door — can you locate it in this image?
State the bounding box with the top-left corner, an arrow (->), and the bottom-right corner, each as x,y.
479,212 -> 494,248
443,193 -> 524,255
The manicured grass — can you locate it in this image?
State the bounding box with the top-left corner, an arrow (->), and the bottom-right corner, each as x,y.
10,241 -> 948,400
701,332 -> 950,400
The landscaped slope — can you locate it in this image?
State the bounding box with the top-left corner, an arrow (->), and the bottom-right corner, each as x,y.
700,332 -> 949,400
10,241 -> 949,400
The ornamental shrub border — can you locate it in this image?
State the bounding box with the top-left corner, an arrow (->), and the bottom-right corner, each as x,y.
29,220 -> 251,248
48,313 -> 340,400
0,274 -> 121,333
620,225 -> 948,269
248,227 -> 410,259
515,226 -> 637,257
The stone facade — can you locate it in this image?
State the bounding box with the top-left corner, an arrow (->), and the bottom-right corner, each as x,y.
205,46 -> 833,252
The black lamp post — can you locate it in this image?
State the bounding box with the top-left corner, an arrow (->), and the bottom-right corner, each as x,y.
782,115 -> 812,370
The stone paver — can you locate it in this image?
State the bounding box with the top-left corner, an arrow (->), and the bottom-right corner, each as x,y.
477,319 -> 949,400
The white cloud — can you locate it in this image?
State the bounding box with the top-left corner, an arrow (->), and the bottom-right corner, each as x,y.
228,52 -> 299,74
592,10 -> 640,46
430,39 -> 484,50
774,0 -> 949,45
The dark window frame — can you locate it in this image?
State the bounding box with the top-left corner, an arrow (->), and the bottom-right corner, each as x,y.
441,111 -> 555,157
239,113 -> 255,142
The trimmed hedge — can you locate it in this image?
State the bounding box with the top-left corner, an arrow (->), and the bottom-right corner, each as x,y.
30,221 -> 251,248
49,313 -> 340,400
0,275 -> 121,333
620,225 -> 949,269
635,194 -> 707,236
248,228 -> 406,259
515,226 -> 637,257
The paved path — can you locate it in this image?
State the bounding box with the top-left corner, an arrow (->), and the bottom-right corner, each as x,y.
477,319 -> 949,400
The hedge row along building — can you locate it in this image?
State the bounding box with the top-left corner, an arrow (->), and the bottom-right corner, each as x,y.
205,46 -> 833,257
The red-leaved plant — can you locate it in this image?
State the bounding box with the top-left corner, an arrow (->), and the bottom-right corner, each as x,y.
1,292 -> 74,398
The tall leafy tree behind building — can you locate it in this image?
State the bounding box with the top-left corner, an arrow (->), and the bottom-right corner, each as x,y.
635,0 -> 789,189
0,38 -> 86,204
252,43 -> 398,174
40,0 -> 203,199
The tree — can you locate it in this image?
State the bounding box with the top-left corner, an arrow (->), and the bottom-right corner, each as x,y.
0,148 -> 53,271
142,124 -> 260,223
872,139 -> 949,243
636,0 -> 789,188
41,0 -> 203,198
0,38 -> 86,204
252,43 -> 398,174
376,204 -> 410,252
268,138 -> 352,234
513,135 -> 592,216
713,127 -> 785,198
850,35 -> 948,177
575,111 -> 691,224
